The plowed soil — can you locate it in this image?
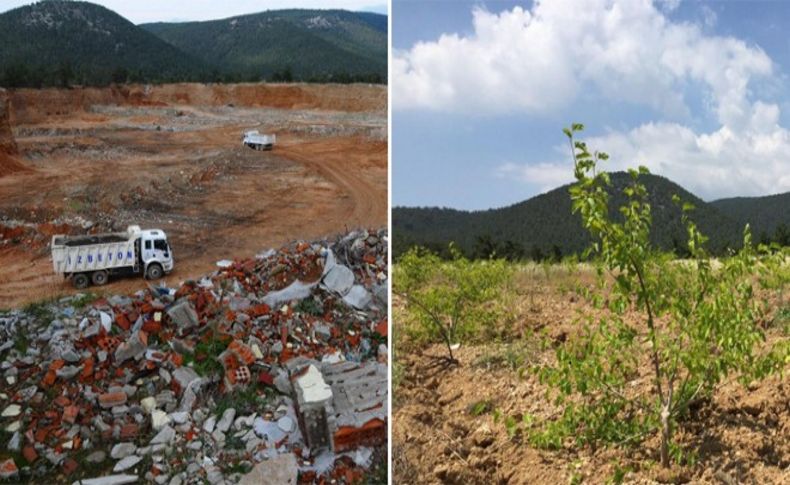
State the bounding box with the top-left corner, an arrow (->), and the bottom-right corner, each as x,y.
0,82 -> 387,307
393,269 -> 789,485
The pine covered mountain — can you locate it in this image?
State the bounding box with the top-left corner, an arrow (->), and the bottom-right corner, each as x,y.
710,192 -> 790,243
141,10 -> 387,82
0,1 -> 210,87
393,172 -> 790,259
0,1 -> 387,87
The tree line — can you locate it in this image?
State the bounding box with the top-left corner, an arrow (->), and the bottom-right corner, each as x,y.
394,221 -> 790,263
0,61 -> 385,89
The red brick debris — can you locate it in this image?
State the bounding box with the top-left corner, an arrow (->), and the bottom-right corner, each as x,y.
0,229 -> 388,484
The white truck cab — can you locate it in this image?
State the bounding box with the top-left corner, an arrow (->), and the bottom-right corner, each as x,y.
51,225 -> 175,289
136,228 -> 174,279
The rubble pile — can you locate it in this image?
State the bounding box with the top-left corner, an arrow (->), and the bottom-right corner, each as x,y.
0,229 -> 388,484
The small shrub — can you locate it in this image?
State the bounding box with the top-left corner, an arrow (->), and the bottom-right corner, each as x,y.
394,245 -> 513,363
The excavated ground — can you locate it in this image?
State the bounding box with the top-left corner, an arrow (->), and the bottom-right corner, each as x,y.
0,83 -> 387,308
393,267 -> 789,485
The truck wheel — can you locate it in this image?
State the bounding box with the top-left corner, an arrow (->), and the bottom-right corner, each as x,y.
91,270 -> 108,286
146,263 -> 164,280
72,273 -> 90,289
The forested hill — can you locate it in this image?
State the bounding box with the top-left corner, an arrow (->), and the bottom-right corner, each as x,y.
393,172 -> 790,260
711,192 -> 790,244
0,2 -> 387,87
0,1 -> 210,87
141,10 -> 387,83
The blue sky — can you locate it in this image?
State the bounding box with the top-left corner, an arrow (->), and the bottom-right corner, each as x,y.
393,0 -> 790,210
0,1 -> 388,23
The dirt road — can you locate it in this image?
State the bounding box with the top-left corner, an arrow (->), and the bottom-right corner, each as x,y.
0,83 -> 387,308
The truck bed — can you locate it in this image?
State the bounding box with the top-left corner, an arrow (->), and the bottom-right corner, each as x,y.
53,233 -> 130,247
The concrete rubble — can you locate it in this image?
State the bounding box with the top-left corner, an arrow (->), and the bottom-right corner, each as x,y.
0,229 -> 388,484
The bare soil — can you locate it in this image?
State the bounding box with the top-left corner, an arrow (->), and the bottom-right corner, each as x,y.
0,83 -> 387,308
393,269 -> 789,484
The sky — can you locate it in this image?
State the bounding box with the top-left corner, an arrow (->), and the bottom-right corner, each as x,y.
0,0 -> 388,23
393,0 -> 790,210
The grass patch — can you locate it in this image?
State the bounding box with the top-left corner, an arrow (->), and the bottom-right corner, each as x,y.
294,297 -> 323,316
67,199 -> 86,212
774,305 -> 790,332
224,434 -> 247,451
468,399 -> 494,416
71,293 -> 99,309
364,459 -> 388,485
13,333 -> 29,354
189,335 -> 230,377
223,460 -> 252,474
23,299 -> 55,325
215,384 -> 272,416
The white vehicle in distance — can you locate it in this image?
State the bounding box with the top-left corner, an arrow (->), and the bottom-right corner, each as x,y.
51,225 -> 174,289
242,130 -> 276,150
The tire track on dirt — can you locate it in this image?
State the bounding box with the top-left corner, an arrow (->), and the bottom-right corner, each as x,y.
276,136 -> 387,228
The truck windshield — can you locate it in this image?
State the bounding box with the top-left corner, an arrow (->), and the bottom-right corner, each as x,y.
154,239 -> 168,251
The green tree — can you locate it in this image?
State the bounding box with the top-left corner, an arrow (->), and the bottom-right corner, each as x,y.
2,63 -> 29,87
473,234 -> 498,259
774,223 -> 790,247
533,124 -> 788,468
394,245 -> 513,363
56,61 -> 73,87
111,66 -> 129,84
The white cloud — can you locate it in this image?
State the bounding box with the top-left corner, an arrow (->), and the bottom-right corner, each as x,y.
701,5 -> 717,28
394,0 -> 771,119
396,0 -> 790,199
499,111 -> 790,200
657,0 -> 682,13
496,161 -> 574,193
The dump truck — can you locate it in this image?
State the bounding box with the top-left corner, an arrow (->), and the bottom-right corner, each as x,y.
242,130 -> 276,150
51,225 -> 174,289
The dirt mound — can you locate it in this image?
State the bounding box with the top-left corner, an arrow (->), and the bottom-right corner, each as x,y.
0,153 -> 30,177
0,88 -> 16,154
0,88 -> 30,177
9,83 -> 386,123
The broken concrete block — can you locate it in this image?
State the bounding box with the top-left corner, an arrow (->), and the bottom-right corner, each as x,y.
166,300 -> 198,328
1,404 -> 21,418
149,425 -> 175,445
292,363 -> 334,453
114,331 -> 147,364
322,264 -> 354,296
295,365 -> 332,404
151,410 -> 171,431
237,453 -> 297,485
261,280 -> 316,307
216,408 -> 235,433
172,367 -> 199,390
140,397 -> 157,413
342,285 -> 372,310
76,474 -> 138,485
110,443 -> 136,460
